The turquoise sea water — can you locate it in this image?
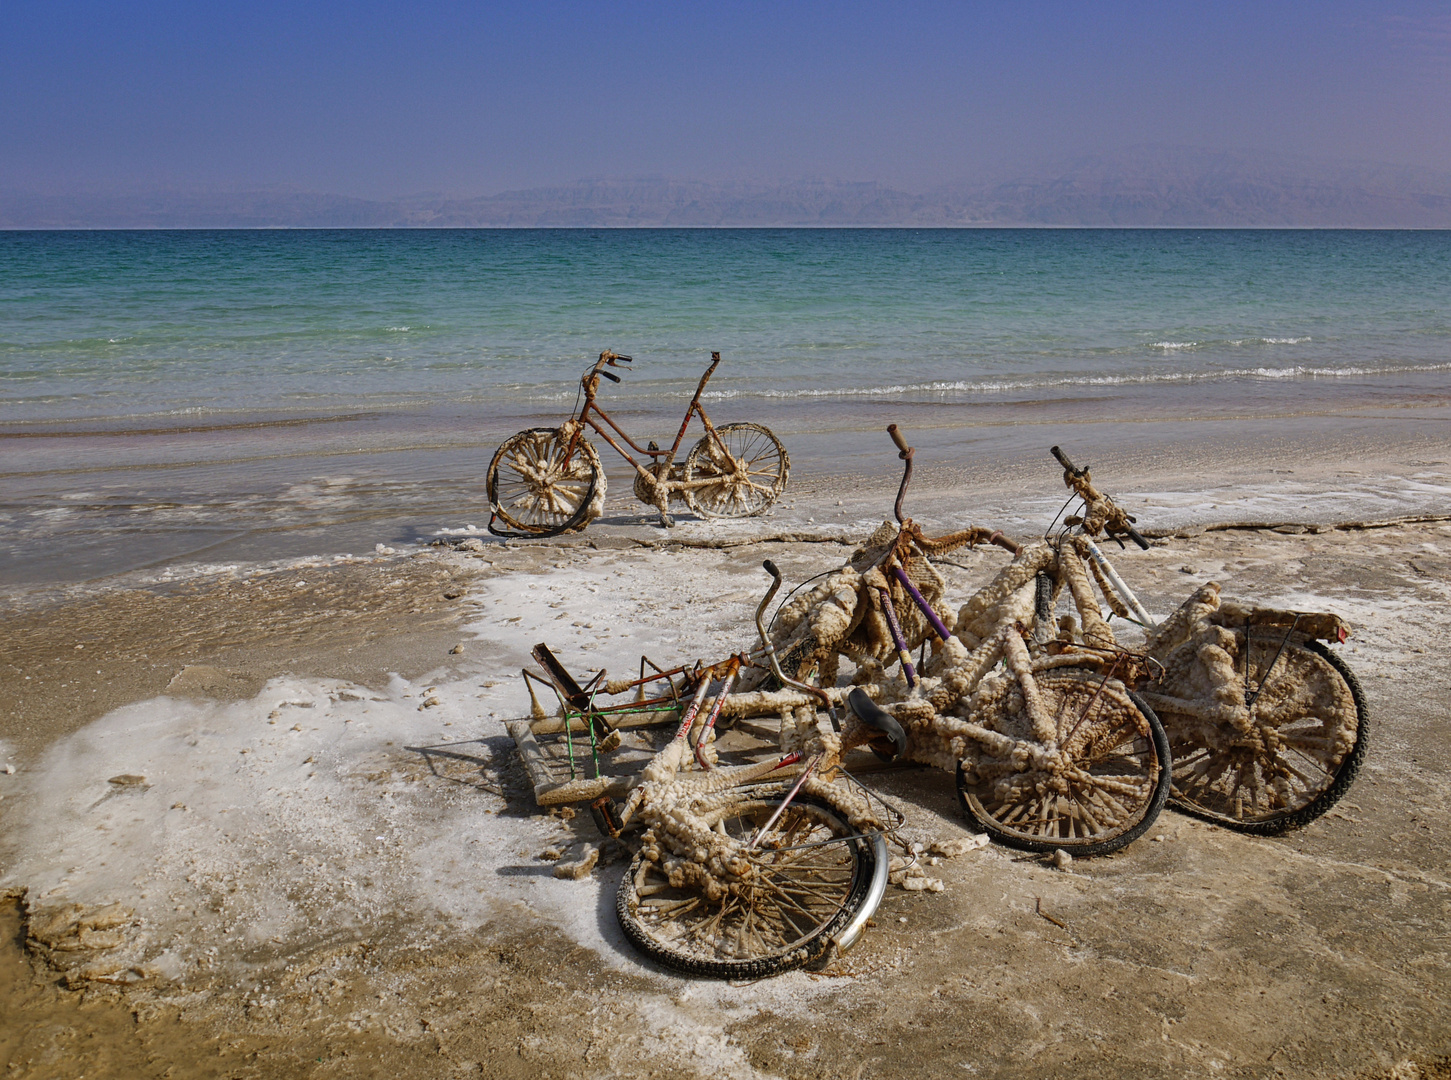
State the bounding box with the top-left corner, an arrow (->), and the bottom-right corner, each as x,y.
4,229 -> 1451,421
3,229 -> 1450,584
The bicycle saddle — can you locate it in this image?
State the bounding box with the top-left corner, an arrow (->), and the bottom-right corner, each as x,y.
847,687 -> 907,763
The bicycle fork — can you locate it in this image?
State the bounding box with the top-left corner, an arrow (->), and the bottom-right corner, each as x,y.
1079,536 -> 1157,629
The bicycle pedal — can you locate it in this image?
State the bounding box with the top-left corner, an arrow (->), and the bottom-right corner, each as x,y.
590,795 -> 624,839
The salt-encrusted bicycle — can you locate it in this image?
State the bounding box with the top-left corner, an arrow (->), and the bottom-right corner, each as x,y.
756,426 -> 1173,858
1039,447 -> 1370,834
600,565 -> 909,979
487,350 -> 789,537
512,429 -> 1366,977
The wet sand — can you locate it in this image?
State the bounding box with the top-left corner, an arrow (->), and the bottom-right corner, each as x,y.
2,445 -> 1451,1079
5,375 -> 1449,587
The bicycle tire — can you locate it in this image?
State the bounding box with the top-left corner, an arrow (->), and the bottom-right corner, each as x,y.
1161,638 -> 1369,835
954,670 -> 1172,857
1035,571 -> 1054,626
486,427 -> 603,538
616,794 -> 879,979
683,422 -> 789,519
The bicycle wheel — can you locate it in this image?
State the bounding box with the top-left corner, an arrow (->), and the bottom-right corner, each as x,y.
487,427 -> 603,538
616,794 -> 878,979
683,422 -> 789,518
955,669 -> 1171,857
1159,638 -> 1368,835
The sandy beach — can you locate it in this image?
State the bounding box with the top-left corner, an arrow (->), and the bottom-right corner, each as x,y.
3,427 -> 1450,1080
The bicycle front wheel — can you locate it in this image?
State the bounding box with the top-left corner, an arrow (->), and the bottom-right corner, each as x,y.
487,427 -> 603,538
1159,638 -> 1368,835
683,422 -> 789,518
617,794 -> 878,979
955,669 -> 1171,857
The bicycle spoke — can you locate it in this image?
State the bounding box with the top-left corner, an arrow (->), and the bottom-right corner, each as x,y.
1159,638 -> 1362,826
620,797 -> 862,971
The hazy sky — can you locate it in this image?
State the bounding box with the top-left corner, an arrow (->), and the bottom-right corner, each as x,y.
4,1 -> 1450,198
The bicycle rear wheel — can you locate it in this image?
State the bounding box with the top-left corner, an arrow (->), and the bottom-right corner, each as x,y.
1159,638 -> 1368,835
487,427 -> 603,538
955,669 -> 1171,857
683,422 -> 789,518
617,794 -> 879,979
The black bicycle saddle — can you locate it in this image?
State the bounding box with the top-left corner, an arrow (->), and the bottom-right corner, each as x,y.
847,687 -> 908,763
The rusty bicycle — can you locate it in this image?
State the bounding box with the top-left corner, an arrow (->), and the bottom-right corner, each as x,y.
510,568 -> 906,978
487,350 -> 790,538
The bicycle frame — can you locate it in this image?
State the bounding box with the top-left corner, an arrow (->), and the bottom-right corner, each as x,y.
560,351 -> 733,489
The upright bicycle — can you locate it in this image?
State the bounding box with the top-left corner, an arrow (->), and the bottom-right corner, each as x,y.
487,351 -> 790,537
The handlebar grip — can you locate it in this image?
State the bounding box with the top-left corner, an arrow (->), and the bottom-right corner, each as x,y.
599,370 -> 621,383
1127,526 -> 1150,551
1051,445 -> 1080,474
887,424 -> 912,457
762,559 -> 781,580
615,354 -> 632,363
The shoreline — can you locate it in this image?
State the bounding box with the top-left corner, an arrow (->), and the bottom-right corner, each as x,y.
4,378 -> 1449,589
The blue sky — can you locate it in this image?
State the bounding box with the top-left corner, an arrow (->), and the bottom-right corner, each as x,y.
4,1 -> 1449,197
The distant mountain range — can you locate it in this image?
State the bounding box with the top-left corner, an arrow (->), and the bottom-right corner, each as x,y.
6,147 -> 1451,228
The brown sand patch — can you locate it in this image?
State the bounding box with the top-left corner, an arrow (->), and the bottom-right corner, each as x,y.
0,553 -> 483,765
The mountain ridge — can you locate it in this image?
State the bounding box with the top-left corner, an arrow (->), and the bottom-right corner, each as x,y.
7,148 -> 1451,228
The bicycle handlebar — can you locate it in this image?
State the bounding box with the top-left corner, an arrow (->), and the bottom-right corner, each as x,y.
1051,445 -> 1083,476
888,423 -> 912,459
887,424 -> 915,523
1051,445 -> 1150,550
756,560 -> 837,720
586,351 -> 631,388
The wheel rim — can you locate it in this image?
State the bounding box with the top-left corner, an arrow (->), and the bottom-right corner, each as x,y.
489,430 -> 597,534
686,424 -> 787,518
958,672 -> 1163,848
623,800 -> 861,965
1164,638 -> 1358,824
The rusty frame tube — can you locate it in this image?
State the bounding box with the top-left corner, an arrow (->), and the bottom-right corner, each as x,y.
692,656 -> 743,770
562,352 -> 730,476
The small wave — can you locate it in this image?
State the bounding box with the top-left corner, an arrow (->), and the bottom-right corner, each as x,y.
387,326 -> 411,332
1261,336 -> 1311,345
1149,341 -> 1198,350
693,361 -> 1451,402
